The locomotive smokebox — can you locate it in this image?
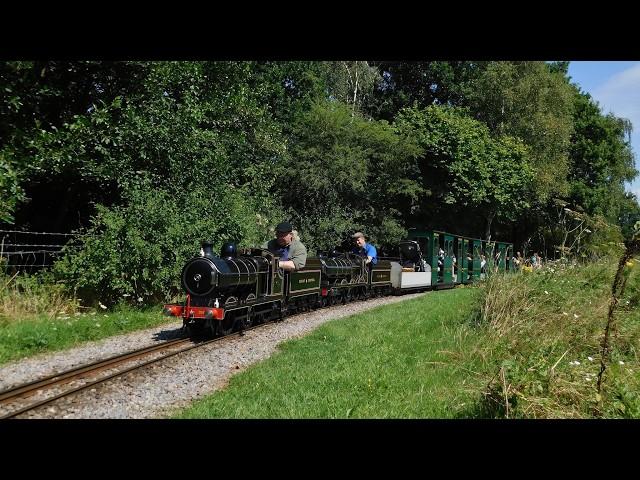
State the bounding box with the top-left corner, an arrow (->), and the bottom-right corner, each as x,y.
182,252 -> 265,296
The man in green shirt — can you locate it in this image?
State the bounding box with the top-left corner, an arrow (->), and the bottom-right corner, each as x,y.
264,221 -> 307,271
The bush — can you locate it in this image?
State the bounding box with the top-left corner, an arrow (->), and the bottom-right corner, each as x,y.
53,180 -> 282,306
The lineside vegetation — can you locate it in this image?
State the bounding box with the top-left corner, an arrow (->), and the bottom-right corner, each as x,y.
0,273 -> 173,365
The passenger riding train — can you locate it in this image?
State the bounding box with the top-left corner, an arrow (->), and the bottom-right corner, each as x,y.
163,230 -> 514,337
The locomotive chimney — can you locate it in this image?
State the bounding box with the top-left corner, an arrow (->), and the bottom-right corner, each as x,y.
201,241 -> 215,258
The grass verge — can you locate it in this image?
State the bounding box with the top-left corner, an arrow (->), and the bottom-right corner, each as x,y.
175,287 -> 485,419
0,271 -> 175,366
0,305 -> 175,366
461,260 -> 640,418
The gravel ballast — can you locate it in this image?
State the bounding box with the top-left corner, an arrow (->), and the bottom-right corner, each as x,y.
1,293 -> 428,418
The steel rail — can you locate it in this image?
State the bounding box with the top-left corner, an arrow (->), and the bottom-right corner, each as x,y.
0,324 -> 264,419
0,291 -> 394,419
0,337 -> 190,404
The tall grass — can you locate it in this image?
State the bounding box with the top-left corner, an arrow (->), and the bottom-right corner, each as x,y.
0,271 -> 176,365
465,260 -> 640,418
0,271 -> 81,323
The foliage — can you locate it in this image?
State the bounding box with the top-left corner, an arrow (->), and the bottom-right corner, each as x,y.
468,61 -> 575,203
321,61 -> 382,115
53,179 -> 278,304
276,100 -> 422,252
530,199 -> 625,261
395,105 -> 534,238
0,153 -> 22,223
364,61 -> 483,121
1,61 -> 292,303
567,86 -> 637,226
467,261 -> 640,418
0,61 -> 149,225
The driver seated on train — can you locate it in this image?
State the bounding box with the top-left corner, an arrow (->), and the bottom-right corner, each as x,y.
351,232 -> 378,265
264,221 -> 307,272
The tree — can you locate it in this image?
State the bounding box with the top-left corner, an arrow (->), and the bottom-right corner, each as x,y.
364,61 -> 483,121
468,61 -> 575,203
567,86 -> 637,226
21,61 -> 296,302
0,61 -> 149,225
395,105 -> 534,240
277,100 -> 422,252
322,61 -> 381,115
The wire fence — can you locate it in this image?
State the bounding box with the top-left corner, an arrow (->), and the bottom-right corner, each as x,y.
0,229 -> 85,273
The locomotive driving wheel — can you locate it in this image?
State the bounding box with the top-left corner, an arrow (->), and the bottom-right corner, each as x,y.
216,312 -> 235,336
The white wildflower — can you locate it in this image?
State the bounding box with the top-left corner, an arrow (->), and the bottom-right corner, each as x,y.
99,302 -> 107,310
95,323 -> 101,327
103,314 -> 108,317
544,290 -> 549,295
137,297 -> 143,302
619,361 -> 625,365
122,294 -> 131,297
562,312 -> 568,316
588,356 -> 594,362
574,313 -> 579,318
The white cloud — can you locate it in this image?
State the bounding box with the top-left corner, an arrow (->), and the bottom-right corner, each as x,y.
593,63 -> 640,129
591,63 -> 640,197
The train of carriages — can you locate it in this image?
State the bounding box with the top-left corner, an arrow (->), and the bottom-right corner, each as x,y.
163,229 -> 514,337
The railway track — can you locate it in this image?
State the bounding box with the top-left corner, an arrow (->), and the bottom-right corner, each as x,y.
0,291 -> 420,419
0,324 -> 262,419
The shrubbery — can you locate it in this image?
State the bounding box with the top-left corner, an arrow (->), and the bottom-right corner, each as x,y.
53,180 -> 281,306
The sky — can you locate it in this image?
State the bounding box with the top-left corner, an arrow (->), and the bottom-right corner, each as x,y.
567,61 -> 640,198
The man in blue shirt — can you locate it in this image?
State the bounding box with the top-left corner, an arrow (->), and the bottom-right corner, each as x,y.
352,232 -> 378,265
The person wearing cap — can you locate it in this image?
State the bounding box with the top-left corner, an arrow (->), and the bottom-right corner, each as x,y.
264,221 -> 307,271
351,232 -> 378,265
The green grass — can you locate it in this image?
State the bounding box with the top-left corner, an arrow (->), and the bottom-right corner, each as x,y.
463,259 -> 640,418
175,287 -> 485,419
0,305 -> 176,366
0,271 -> 178,366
